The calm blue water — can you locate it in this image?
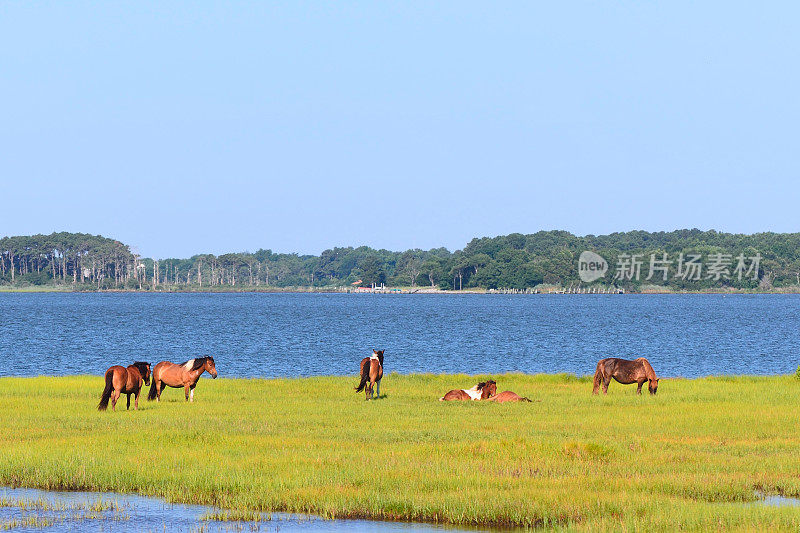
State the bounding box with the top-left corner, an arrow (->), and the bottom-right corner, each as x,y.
2,293 -> 799,378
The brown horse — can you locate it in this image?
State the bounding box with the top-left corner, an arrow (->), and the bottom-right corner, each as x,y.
147,356 -> 218,402
487,390 -> 532,403
355,349 -> 384,400
593,357 -> 659,395
98,362 -> 151,411
440,380 -> 497,401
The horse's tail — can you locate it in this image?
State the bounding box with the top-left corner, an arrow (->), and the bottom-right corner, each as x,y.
147,375 -> 158,401
355,362 -> 369,393
97,370 -> 113,411
520,396 -> 533,403
592,361 -> 603,394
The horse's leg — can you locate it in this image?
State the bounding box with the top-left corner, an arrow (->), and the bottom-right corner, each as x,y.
189,384 -> 196,402
185,384 -> 191,402
636,381 -> 643,395
602,376 -> 611,394
111,389 -> 120,411
126,393 -> 131,410
134,390 -> 139,410
156,380 -> 162,402
376,379 -> 380,398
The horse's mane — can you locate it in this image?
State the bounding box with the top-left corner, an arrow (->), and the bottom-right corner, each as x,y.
477,379 -> 496,389
131,361 -> 150,372
478,380 -> 497,399
180,357 -> 208,371
636,358 -> 657,380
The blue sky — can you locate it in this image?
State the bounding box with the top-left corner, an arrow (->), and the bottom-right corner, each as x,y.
2,2 -> 798,258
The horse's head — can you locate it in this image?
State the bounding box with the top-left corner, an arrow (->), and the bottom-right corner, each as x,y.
373,349 -> 385,365
205,357 -> 218,379
479,380 -> 497,399
648,378 -> 659,395
134,361 -> 151,385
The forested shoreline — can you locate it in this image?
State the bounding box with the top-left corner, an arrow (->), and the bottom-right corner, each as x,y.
2,230 -> 800,292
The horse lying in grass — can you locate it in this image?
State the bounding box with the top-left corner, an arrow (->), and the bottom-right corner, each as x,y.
440,380 -> 497,401
487,390 -> 533,403
148,356 -> 218,402
355,349 -> 384,400
592,357 -> 659,395
98,362 -> 151,411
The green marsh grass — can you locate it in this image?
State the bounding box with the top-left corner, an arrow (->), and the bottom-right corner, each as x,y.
0,496 -> 127,530
0,496 -> 119,512
0,515 -> 55,530
2,373 -> 800,530
201,509 -> 269,522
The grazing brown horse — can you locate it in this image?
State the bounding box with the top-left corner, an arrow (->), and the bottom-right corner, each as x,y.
440,380 -> 497,401
98,362 -> 151,411
593,357 -> 659,395
355,349 -> 384,400
147,356 -> 218,402
487,390 -> 532,403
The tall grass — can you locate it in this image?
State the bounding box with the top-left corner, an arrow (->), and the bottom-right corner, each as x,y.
1,373 -> 800,529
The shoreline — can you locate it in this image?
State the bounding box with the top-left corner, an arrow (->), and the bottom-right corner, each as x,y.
1,286 -> 800,295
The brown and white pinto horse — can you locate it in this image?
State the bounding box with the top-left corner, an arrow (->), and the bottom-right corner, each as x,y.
98,362 -> 151,411
147,356 -> 218,402
440,380 -> 497,401
592,357 -> 659,395
355,349 -> 384,400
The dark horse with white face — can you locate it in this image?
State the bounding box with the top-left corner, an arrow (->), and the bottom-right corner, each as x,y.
593,357 -> 659,395
355,349 -> 384,400
148,356 -> 218,402
98,362 -> 151,411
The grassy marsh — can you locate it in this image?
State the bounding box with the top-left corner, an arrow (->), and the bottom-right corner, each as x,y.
1,373 -> 800,530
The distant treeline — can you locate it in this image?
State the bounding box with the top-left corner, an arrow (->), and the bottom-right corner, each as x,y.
2,230 -> 800,291
0,233 -> 138,289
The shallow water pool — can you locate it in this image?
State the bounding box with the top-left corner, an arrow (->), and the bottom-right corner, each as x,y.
0,487 -> 490,532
